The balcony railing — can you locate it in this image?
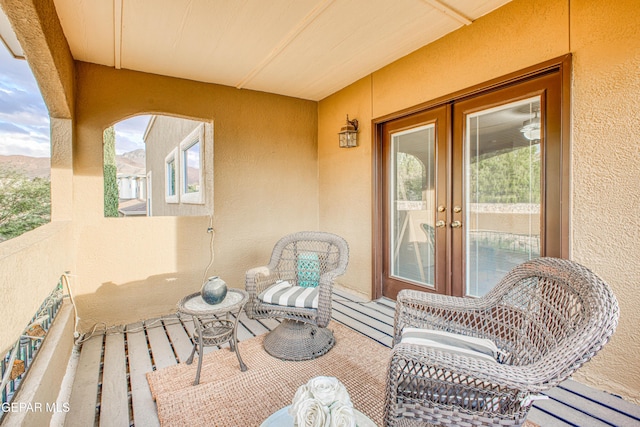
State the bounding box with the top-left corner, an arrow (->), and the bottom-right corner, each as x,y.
0,281 -> 64,420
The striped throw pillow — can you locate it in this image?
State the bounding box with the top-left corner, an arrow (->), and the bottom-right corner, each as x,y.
258,280 -> 319,309
401,327 -> 499,363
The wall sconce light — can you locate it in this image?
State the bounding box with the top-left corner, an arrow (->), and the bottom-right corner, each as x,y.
520,110 -> 541,141
338,115 -> 359,148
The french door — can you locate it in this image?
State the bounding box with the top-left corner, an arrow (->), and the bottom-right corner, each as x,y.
375,58 -> 569,300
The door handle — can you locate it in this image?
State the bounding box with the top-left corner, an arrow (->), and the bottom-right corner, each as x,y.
450,220 -> 462,228
435,220 -> 446,228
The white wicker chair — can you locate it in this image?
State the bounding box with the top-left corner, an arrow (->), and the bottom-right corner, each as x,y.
245,231 -> 349,361
384,257 -> 619,427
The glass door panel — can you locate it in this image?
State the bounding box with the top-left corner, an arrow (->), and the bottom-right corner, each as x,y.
464,97 -> 542,296
390,124 -> 436,287
377,60 -> 566,301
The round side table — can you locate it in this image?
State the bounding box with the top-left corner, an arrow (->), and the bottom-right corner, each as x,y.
177,288 -> 248,385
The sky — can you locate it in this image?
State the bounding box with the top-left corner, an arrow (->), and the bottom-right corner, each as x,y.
0,43 -> 50,157
113,114 -> 150,155
0,44 -> 148,157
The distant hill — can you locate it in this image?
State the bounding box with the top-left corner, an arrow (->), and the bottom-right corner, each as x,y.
116,149 -> 146,176
0,155 -> 50,179
0,149 -> 146,179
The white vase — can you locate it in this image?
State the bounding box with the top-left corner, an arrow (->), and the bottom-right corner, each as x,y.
201,276 -> 227,304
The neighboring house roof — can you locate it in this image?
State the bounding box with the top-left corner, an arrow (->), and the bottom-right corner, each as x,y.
142,115 -> 157,143
118,199 -> 147,216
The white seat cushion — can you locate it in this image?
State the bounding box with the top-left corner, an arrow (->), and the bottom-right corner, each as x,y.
400,327 -> 499,363
258,280 -> 319,309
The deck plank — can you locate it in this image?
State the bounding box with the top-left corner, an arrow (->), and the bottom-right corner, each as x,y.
126,322 -> 160,427
337,299 -> 395,323
366,302 -> 396,319
544,385 -> 638,426
256,317 -> 281,330
533,397 -> 612,427
333,287 -> 368,302
374,296 -> 397,310
234,317 -> 254,342
331,300 -> 394,336
237,311 -> 270,337
527,407 -> 574,427
331,310 -> 393,348
559,379 -> 640,420
65,334 -> 102,427
99,333 -> 129,427
162,317 -> 194,363
145,319 -> 177,369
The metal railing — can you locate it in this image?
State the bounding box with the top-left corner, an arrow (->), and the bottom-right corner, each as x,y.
0,281 -> 64,419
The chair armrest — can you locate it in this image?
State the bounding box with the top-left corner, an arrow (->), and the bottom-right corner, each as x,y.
394,289 -> 493,345
245,266 -> 280,296
314,267 -> 345,327
245,266 -> 280,320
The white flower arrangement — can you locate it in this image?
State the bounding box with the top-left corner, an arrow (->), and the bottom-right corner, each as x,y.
289,376 -> 356,427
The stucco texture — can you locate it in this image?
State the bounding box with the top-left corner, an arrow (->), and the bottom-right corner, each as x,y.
568,0 -> 640,402
72,63 -> 318,329
319,0 -> 639,402
318,76 -> 373,299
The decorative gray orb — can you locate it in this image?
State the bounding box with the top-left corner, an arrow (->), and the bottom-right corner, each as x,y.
201,276 -> 227,305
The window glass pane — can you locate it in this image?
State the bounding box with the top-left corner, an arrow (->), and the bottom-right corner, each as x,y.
465,97 -> 541,297
183,141 -> 200,194
167,158 -> 176,196
390,124 -> 436,287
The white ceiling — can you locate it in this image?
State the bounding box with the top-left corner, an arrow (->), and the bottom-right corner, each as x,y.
0,6 -> 24,58
50,0 -> 512,101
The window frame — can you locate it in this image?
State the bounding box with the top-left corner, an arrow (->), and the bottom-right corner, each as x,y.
164,148 -> 179,204
179,124 -> 205,204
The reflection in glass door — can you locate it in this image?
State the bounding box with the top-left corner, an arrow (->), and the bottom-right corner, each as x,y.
390,124 -> 436,287
464,97 -> 542,296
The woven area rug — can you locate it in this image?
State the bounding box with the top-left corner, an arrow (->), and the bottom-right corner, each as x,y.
146,322 -> 540,427
147,322 -> 389,426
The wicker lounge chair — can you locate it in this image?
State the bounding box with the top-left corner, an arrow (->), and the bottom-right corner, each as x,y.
245,231 -> 349,361
384,257 -> 619,427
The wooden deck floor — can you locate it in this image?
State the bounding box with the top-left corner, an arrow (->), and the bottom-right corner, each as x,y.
64,289 -> 640,427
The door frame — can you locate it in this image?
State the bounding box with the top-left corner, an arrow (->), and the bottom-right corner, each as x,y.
372,55 -> 571,300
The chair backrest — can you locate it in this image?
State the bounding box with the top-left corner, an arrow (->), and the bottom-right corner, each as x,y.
268,231 -> 349,286
482,258 -> 618,377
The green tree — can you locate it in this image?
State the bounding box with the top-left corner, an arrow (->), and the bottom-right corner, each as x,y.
469,146 -> 540,203
103,126 -> 119,217
396,152 -> 426,201
0,166 -> 50,241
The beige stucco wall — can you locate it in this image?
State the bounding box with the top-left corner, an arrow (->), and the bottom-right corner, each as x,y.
145,115 -> 213,217
569,0 -> 640,402
318,0 -> 639,402
0,223 -> 74,355
72,63 -> 318,329
0,0 -> 76,358
318,76 -> 373,299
